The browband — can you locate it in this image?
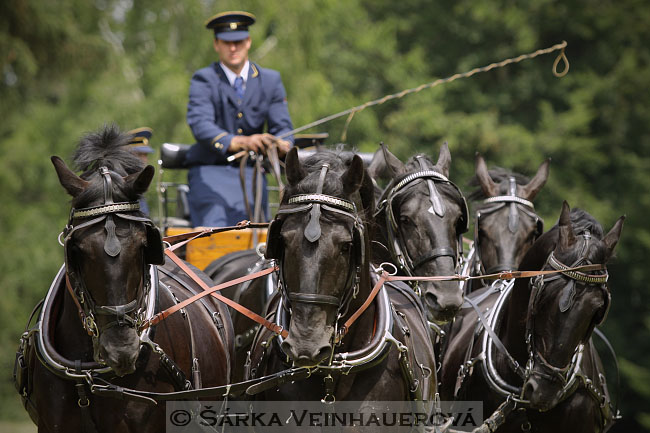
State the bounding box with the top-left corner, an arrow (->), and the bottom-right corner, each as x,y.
392,170 -> 449,192
548,252 -> 608,284
288,194 -> 356,212
72,202 -> 141,219
483,195 -> 534,209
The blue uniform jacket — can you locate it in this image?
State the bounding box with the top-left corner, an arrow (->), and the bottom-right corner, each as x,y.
185,61 -> 293,165
184,61 -> 293,227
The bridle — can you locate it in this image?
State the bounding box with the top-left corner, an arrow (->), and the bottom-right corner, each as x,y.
61,166 -> 164,346
375,157 -> 469,292
474,176 -> 544,275
265,164 -> 365,338
523,232 -> 610,400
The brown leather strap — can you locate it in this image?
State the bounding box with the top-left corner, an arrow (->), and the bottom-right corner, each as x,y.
162,221 -> 270,251
384,263 -> 606,284
239,152 -> 253,221
339,262 -> 606,338
340,272 -> 389,337
143,250 -> 287,338
65,273 -> 93,336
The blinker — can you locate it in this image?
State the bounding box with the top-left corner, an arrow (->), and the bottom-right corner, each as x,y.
558,280 -> 576,312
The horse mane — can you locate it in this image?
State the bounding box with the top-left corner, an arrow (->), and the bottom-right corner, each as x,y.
467,167 -> 531,203
518,208 -> 606,272
71,124 -> 146,208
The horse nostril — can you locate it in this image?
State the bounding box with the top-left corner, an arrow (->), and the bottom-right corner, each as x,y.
280,340 -> 294,357
522,379 -> 537,399
312,345 -> 333,363
425,292 -> 439,310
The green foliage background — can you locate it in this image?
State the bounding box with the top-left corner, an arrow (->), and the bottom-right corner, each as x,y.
1,0 -> 648,431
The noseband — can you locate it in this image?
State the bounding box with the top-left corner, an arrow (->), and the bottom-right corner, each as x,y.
524,232 -> 610,399
375,158 -> 469,287
474,176 -> 544,275
62,166 -> 161,343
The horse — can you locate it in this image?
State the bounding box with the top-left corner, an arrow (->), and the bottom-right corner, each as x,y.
367,143 -> 468,324
15,125 -> 233,433
438,201 -> 624,432
244,148 -> 438,428
461,154 -> 550,294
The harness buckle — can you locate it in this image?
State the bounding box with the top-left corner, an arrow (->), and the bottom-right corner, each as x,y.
84,315 -> 98,337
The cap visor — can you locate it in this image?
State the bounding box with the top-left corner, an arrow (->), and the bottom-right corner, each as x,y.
216,30 -> 249,41
132,146 -> 154,154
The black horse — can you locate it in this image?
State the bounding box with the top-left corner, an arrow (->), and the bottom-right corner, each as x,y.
245,148 -> 437,427
461,153 -> 550,293
16,126 -> 233,433
368,143 -> 467,323
439,202 -> 624,432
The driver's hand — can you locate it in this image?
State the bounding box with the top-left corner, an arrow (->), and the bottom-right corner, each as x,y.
274,139 -> 291,157
229,134 -> 270,154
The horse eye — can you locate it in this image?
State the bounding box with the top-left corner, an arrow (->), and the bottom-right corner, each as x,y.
340,242 -> 352,254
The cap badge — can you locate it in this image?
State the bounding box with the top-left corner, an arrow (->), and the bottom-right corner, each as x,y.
230,22 -> 237,30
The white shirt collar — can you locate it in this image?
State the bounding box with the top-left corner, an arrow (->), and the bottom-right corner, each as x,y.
220,61 -> 250,87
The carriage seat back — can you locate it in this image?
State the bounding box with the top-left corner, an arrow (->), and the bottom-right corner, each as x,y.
160,142 -> 192,169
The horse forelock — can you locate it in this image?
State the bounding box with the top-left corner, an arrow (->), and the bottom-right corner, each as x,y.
404,153 -> 435,171
285,150 -> 371,210
74,124 -> 144,176
520,209 -> 607,272
70,124 -> 146,209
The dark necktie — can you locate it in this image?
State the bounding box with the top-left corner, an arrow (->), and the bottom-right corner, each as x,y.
234,76 -> 244,100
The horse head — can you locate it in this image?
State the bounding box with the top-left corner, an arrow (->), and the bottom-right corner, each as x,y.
368,143 -> 466,323
471,154 -> 550,277
51,126 -> 162,376
266,147 -> 370,367
521,201 -> 624,410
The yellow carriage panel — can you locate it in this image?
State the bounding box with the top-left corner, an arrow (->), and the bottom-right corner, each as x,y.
165,227 -> 267,271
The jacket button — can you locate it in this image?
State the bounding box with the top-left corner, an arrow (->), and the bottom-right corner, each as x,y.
237,112 -> 243,119
237,128 -> 243,134
214,142 -> 223,150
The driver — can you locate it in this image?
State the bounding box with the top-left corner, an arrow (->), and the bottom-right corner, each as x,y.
184,10 -> 294,227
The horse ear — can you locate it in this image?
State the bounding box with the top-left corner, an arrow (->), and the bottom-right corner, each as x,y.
367,145 -> 387,180
379,144 -> 406,178
285,147 -> 306,186
51,156 -> 89,197
603,215 -> 625,261
475,153 -> 497,197
558,201 -> 576,249
342,155 -> 365,195
125,165 -> 155,196
434,141 -> 451,178
520,158 -> 551,200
